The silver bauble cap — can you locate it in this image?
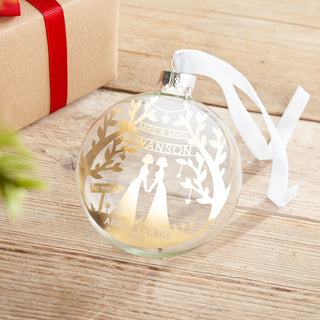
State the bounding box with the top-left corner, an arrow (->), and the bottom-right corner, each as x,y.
158,71 -> 196,97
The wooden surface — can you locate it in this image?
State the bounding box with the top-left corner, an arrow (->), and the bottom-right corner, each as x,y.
1,1 -> 320,319
106,0 -> 320,121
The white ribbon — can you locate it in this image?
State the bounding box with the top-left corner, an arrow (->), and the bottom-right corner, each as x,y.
172,49 -> 310,207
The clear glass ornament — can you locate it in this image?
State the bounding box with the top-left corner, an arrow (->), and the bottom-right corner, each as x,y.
77,71 -> 242,257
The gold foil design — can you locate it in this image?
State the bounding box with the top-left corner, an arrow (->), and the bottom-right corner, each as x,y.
91,183 -> 122,214
123,132 -> 193,156
79,99 -> 230,249
103,217 -> 213,249
91,183 -> 122,194
136,121 -> 189,139
173,101 -> 230,220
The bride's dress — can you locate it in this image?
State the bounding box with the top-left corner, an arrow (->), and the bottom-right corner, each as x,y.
110,165 -> 149,226
145,169 -> 170,231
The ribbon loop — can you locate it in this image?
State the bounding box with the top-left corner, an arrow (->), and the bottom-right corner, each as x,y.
172,49 -> 310,207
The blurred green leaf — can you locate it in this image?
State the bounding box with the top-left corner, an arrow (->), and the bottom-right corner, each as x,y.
0,126 -> 46,220
0,155 -> 36,173
2,184 -> 26,221
0,128 -> 19,148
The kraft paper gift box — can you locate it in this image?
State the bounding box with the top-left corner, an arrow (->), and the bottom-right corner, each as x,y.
0,0 -> 119,129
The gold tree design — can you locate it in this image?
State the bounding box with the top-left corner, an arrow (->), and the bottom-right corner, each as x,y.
174,102 -> 230,220
78,100 -> 154,209
177,153 -> 211,205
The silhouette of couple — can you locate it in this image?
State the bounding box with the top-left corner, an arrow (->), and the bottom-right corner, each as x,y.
111,154 -> 170,230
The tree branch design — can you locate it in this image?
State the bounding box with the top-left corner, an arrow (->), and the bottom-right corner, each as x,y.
209,127 -> 227,174
174,102 -> 230,219
78,100 -> 155,207
177,153 -> 211,204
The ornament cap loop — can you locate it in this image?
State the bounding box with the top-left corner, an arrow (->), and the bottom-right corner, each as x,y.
158,71 -> 196,98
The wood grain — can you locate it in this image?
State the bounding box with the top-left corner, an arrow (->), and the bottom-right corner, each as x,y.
0,89 -> 319,319
105,0 -> 320,121
1,1 -> 320,318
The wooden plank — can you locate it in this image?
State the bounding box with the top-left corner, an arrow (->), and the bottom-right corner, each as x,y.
105,0 -> 320,121
122,0 -> 320,29
0,90 -> 319,319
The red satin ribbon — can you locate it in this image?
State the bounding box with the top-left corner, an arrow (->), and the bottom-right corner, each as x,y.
26,0 -> 68,113
0,0 -> 21,16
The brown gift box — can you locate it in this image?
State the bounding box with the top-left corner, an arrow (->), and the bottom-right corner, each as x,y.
0,0 -> 119,129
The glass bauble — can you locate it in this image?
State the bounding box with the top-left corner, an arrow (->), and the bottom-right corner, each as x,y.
78,71 -> 241,257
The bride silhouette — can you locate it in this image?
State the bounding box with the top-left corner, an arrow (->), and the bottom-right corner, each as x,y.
109,154 -> 153,226
144,157 -> 170,231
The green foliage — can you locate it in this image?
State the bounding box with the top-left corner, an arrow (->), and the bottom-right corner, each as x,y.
0,127 -> 46,220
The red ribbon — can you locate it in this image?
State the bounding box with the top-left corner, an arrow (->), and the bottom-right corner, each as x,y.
0,0 -> 21,16
26,0 -> 68,113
